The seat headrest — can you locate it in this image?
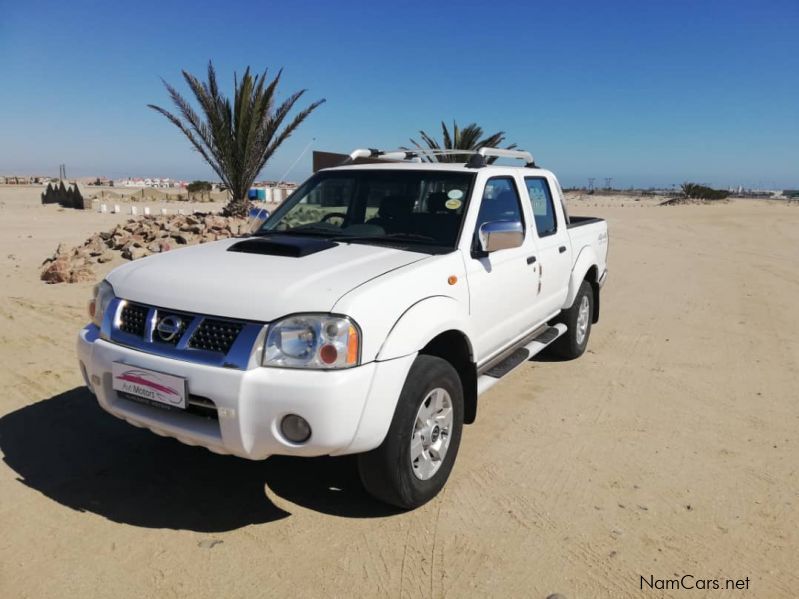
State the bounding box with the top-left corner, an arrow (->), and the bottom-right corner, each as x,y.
379,196 -> 412,219
427,192 -> 448,213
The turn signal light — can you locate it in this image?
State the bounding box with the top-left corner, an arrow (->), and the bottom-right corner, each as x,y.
347,325 -> 358,365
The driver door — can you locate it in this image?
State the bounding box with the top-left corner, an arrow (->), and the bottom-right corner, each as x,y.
464,176 -> 541,363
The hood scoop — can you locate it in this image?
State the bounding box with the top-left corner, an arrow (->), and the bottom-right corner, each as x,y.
228,235 -> 338,258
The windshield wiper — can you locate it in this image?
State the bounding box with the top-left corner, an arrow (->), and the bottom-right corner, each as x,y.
251,226 -> 341,237
332,233 -> 438,245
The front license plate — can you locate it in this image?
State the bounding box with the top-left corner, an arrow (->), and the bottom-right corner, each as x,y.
112,362 -> 187,409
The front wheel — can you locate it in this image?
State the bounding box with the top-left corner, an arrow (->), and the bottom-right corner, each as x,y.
358,355 -> 463,509
551,280 -> 594,360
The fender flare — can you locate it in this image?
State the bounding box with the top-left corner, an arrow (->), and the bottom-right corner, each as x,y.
377,295 -> 472,361
563,245 -> 599,309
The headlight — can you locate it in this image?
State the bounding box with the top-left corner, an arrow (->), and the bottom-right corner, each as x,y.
263,314 -> 360,369
89,280 -> 115,327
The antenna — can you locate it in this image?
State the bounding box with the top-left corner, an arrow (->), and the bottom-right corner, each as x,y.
248,137 -> 316,233
276,137 -> 316,186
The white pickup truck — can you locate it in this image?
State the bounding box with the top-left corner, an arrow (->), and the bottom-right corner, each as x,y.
77,147 -> 608,509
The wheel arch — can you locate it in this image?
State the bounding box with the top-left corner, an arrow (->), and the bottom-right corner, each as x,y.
418,330 -> 478,425
377,296 -> 477,425
565,246 -> 601,323
583,264 -> 600,323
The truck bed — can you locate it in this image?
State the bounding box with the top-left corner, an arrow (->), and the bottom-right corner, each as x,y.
566,215 -> 609,288
567,215 -> 605,228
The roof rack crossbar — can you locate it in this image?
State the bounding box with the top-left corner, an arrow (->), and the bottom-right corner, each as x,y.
341,147 -> 536,167
477,147 -> 536,167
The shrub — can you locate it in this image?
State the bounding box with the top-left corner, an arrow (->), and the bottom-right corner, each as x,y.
187,180 -> 212,193
680,182 -> 729,201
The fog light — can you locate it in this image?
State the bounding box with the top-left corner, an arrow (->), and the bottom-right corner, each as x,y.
281,414 -> 311,443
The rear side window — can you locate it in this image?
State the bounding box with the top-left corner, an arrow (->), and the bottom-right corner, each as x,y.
525,177 -> 557,237
476,177 -> 524,226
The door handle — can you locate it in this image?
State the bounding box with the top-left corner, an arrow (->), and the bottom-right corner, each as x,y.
526,256 -> 536,264
558,246 -> 567,253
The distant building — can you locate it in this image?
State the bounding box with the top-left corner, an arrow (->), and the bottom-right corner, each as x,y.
1,176 -> 31,184
115,176 -> 187,189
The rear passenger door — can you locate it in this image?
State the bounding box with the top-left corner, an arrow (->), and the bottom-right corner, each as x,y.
465,176 -> 541,361
524,176 -> 571,317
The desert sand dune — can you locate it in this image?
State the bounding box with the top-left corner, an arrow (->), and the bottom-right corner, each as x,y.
0,187 -> 797,598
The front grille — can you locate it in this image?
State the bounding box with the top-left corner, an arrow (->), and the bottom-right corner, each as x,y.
110,298 -> 256,369
153,312 -> 192,346
117,391 -> 219,421
189,319 -> 244,354
188,395 -> 219,420
119,303 -> 149,337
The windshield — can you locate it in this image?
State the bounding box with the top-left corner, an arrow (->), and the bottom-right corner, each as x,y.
257,169 -> 476,251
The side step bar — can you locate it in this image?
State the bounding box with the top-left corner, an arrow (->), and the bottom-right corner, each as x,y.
476,323 -> 567,395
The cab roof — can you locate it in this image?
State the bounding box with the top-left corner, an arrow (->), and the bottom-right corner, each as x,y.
321,160 -> 553,177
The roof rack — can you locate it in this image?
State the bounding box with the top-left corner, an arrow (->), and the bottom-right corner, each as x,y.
342,147 -> 537,168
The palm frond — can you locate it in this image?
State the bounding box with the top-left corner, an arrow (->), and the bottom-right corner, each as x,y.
407,120 -> 517,163
149,61 -> 324,216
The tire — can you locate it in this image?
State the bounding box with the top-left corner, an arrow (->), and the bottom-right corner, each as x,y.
551,280 -> 594,360
357,355 -> 464,509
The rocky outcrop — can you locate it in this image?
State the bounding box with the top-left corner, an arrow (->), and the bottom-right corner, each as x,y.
658,197 -> 731,206
41,213 -> 250,283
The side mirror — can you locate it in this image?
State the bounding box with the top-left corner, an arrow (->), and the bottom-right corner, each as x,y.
478,220 -> 524,253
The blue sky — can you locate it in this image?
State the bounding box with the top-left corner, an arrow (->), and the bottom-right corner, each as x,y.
1,0 -> 797,189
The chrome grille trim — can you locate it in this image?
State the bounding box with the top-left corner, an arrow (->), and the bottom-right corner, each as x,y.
175,314 -> 204,350
106,298 -> 265,370
119,303 -> 149,337
189,319 -> 245,354
143,307 -> 157,342
152,309 -> 195,346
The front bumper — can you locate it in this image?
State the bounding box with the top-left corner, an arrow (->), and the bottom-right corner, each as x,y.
77,325 -> 415,460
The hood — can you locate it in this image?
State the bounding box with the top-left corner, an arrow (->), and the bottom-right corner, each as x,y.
106,237 -> 429,322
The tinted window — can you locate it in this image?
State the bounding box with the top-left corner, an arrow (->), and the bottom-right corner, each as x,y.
525,177 -> 557,236
476,177 -> 524,227
260,170 -> 475,250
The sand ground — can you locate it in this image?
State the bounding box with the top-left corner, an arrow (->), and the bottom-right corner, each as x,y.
0,187 -> 797,598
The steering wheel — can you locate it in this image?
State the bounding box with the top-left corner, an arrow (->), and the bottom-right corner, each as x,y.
320,212 -> 345,226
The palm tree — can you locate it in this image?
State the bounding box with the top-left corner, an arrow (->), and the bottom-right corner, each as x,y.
407,121 -> 517,163
148,61 -> 325,217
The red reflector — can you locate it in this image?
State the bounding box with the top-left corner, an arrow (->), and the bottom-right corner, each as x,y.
320,344 -> 338,364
